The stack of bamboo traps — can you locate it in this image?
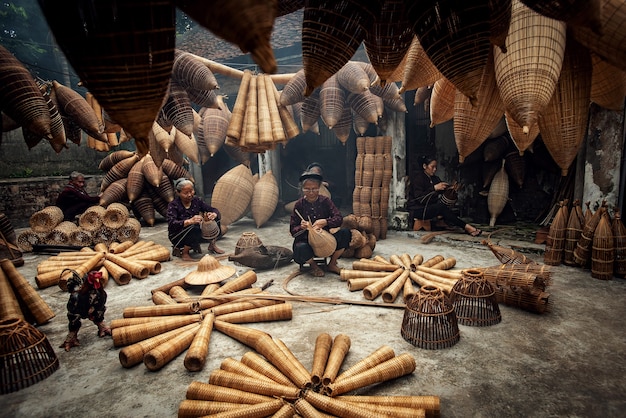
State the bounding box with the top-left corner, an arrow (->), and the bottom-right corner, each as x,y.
179,330 -> 440,418
481,240 -> 553,314
34,240 -> 170,290
331,214 -> 377,259
340,253 -> 462,303
17,206 -> 64,251
0,258 -> 55,325
112,270 -> 293,372
352,136 -> 393,241
225,70 -> 300,153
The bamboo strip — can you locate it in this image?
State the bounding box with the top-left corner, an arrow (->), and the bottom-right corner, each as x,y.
381,269 -> 411,303
144,325 -> 200,371
363,269 -> 403,300
325,353 -> 416,396
185,381 -> 273,403
118,323 -> 199,368
335,346 -> 395,383
322,334 -> 351,386
184,312 -> 215,372
241,351 -> 296,387
311,333 -> 333,386
112,315 -> 202,347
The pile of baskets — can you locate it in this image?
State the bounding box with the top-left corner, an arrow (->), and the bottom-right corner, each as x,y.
17,204 -> 141,251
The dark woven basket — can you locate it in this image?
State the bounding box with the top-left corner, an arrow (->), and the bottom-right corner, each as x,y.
401,286 -> 460,350
450,269 -> 501,327
0,317 -> 59,394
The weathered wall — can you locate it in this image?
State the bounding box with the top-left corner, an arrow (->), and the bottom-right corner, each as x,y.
0,175 -> 103,228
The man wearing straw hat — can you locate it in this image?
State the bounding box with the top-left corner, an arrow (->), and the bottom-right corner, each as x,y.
290,170 -> 350,277
56,171 -> 101,221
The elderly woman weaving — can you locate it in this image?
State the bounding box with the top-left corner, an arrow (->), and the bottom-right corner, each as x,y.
167,178 -> 223,261
289,170 -> 350,277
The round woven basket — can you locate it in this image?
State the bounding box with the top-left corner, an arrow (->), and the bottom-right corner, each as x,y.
79,205 -> 106,231
29,206 -> 64,233
235,232 -> 264,256
401,286 -> 460,350
117,218 -> 141,243
200,219 -> 220,241
308,227 -> 337,258
103,202 -> 130,229
450,269 -> 501,327
0,317 -> 59,394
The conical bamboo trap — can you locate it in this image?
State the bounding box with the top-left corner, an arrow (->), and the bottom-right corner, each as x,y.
112,270 -> 293,372
211,164 -> 255,227
180,330 -> 439,418
33,240 -> 169,290
250,171 -> 279,228
543,200 -> 568,266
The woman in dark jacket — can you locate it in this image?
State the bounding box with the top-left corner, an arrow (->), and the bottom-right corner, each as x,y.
407,156 -> 482,236
167,178 -> 223,261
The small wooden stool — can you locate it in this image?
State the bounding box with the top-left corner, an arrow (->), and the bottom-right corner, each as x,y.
413,219 -> 432,231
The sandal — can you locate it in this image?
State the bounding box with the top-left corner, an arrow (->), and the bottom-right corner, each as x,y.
310,266 -> 325,277
468,228 -> 483,237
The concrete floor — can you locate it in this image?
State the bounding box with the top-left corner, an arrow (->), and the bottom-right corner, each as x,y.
2,214 -> 626,417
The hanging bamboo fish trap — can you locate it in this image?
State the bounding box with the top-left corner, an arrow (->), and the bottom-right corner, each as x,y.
574,204 -> 606,267
483,240 -> 534,265
487,161 -> 509,227
450,269 -> 501,327
590,53 -> 626,111
591,212 -> 614,280
399,36 -> 442,93
429,78 -> 456,127
406,1 -> 491,104
454,50 -> 505,163
29,206 -> 64,233
401,286 -> 460,350
211,164 -> 255,226
538,36 -> 592,176
0,317 -> 59,394
494,0 -> 567,135
520,0 -> 603,34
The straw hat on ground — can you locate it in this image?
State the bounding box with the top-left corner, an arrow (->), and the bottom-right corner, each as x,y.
184,255 -> 236,285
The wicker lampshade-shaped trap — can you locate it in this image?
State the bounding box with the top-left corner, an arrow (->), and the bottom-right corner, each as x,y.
0,317 -> 59,394
401,286 -> 460,350
450,269 -> 502,327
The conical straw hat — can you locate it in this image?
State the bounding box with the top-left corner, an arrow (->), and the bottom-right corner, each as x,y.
185,255 -> 236,286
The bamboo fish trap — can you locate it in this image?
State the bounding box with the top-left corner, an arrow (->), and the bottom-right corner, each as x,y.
543,201 -> 568,266
450,269 -> 501,327
29,206 -> 64,233
591,212 -> 614,280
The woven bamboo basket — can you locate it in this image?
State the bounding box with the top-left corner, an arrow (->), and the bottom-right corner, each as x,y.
544,201 -> 568,266
495,286 -> 551,314
487,162 -> 509,227
125,157 -> 144,204
399,36 -> 442,93
211,164 -> 254,226
0,266 -> 22,320
505,111 -> 540,154
521,0 -> 602,33
0,259 -> 55,324
301,2 -> 378,94
118,323 -> 198,368
0,317 -> 59,394
44,221 -> 78,245
100,154 -> 139,193
454,51 -> 505,163
401,286 -> 460,350
612,210 -> 626,277
347,90 -> 379,124
574,205 -> 606,267
251,171 -> 279,228
484,135 -> 510,162
203,106 -> 230,157
571,0 -> 626,74
504,150 -> 525,188
117,218 -> 141,243
479,267 -> 546,292
16,230 -> 44,252
483,240 -> 534,264
100,178 -> 128,207
539,36 -> 592,176
429,77 -> 456,127
591,212 -> 614,280
131,195 -> 155,227
78,205 -> 105,232
310,332 -> 332,385
318,333 -> 350,387
144,325 -> 199,372
102,202 -> 130,229
590,53 -> 626,111
240,352 -> 294,388
494,0 -> 567,134
0,213 -> 17,245
29,206 -> 64,233
450,269 -> 501,327
563,202 -> 584,265
299,90 -> 320,134
99,150 -> 135,172
92,226 -> 117,246
334,345 -> 395,384
336,61 -> 370,94
185,380 -> 275,403
407,2 -> 491,103
319,75 -> 345,129
306,227 -> 337,258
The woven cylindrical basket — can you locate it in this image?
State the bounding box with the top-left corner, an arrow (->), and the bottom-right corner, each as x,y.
117,218 -> 141,243
591,212 -> 614,280
29,206 -> 64,233
564,202 -> 584,266
401,286 -> 460,350
574,205 -> 606,267
17,230 -> 44,252
45,221 -> 79,245
487,162 -> 509,227
69,228 -> 93,247
235,232 -> 263,256
103,202 -> 130,229
450,269 -> 501,327
612,210 -> 626,277
544,202 -> 568,266
0,317 -> 59,394
79,205 -> 106,231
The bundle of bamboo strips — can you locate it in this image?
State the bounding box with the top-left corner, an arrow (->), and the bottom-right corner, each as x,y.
112,270 -> 293,372
34,240 -> 170,290
0,259 -> 55,324
179,331 -> 439,418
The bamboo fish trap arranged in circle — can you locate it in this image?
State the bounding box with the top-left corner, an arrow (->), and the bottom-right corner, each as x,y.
29,206 -> 64,233
0,317 -> 59,394
450,269 -> 501,327
401,286 -> 460,350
